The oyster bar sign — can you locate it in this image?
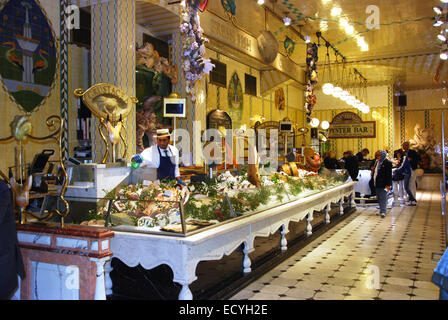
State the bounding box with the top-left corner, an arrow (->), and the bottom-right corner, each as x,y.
328,112 -> 376,139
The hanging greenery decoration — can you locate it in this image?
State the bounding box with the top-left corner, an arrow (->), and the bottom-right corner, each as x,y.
180,0 -> 215,102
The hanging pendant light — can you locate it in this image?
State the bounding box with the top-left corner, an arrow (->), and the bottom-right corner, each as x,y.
338,60 -> 350,101
340,90 -> 350,101
346,95 -> 356,104
332,86 -> 343,98
323,83 -> 334,95
332,53 -> 343,98
322,43 -> 334,95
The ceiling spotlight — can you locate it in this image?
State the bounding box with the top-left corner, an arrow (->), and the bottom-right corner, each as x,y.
320,20 -> 329,32
257,0 -> 265,4
283,17 -> 292,26
434,6 -> 443,15
442,0 -> 448,3
438,33 -> 447,41
441,50 -> 448,60
339,18 -> 349,28
360,44 -> 369,51
345,25 -> 355,35
305,35 -> 311,43
331,7 -> 342,17
434,20 -> 444,27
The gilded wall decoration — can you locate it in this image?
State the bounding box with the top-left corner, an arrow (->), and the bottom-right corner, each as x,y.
0,0 -> 57,113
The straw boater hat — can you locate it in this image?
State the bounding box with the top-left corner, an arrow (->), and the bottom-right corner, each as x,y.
155,129 -> 171,138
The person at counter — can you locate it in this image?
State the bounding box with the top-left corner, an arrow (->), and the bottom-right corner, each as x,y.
342,151 -> 359,181
324,151 -> 340,169
395,147 -> 417,206
356,148 -> 370,163
131,129 -> 185,185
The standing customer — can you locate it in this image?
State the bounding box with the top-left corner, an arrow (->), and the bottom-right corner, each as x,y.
373,150 -> 392,218
394,148 -> 417,206
392,149 -> 406,205
402,141 -> 419,203
0,179 -> 25,299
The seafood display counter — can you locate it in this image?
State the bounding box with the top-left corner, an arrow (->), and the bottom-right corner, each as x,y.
65,169 -> 356,300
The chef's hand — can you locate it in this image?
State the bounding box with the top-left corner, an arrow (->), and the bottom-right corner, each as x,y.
131,154 -> 143,164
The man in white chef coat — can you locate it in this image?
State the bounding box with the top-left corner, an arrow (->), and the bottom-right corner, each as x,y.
131,129 -> 185,185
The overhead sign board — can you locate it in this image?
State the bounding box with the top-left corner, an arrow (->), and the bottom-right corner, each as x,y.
328,112 -> 376,139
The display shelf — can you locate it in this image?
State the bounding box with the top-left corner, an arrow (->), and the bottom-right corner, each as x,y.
104,181 -> 356,300
66,169 -> 348,237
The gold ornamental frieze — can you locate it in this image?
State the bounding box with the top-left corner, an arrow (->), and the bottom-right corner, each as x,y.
74,83 -> 138,163
74,83 -> 138,123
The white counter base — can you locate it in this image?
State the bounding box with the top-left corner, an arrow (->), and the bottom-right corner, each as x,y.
106,182 -> 357,300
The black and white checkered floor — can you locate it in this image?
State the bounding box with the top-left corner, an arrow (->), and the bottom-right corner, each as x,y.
230,190 -> 445,300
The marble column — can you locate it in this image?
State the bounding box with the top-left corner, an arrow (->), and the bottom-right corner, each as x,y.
90,0 -> 136,163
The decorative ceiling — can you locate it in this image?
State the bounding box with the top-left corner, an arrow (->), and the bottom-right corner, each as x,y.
94,0 -> 448,92
269,0 -> 446,91
133,0 -> 445,91
135,0 -> 180,40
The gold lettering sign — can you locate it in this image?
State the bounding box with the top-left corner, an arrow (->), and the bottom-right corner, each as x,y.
328,112 -> 376,139
201,12 -> 303,82
74,83 -> 138,123
207,15 -> 252,54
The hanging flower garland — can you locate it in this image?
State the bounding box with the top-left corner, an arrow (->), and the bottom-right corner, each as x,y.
305,42 -> 318,123
180,0 -> 214,102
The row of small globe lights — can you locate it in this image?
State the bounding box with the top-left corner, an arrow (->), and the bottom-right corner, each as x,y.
255,0 -> 370,114
321,83 -> 370,114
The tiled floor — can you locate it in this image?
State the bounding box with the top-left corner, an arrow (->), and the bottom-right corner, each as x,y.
230,190 -> 446,300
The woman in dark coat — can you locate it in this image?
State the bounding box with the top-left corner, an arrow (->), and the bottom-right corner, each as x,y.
0,179 -> 25,299
372,150 -> 392,218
